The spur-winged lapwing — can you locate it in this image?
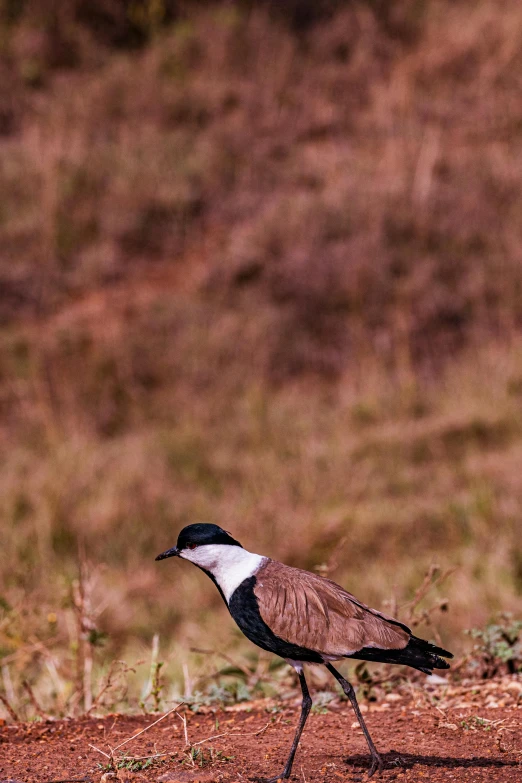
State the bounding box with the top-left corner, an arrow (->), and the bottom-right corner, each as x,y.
156,523 -> 452,781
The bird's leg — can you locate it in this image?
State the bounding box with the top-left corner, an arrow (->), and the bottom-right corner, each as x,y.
326,663 -> 384,778
252,668 -> 312,783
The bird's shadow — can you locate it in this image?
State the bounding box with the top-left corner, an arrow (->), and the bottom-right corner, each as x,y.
345,751 -> 520,771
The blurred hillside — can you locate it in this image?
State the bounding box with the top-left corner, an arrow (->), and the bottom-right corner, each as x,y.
1,0 -> 522,714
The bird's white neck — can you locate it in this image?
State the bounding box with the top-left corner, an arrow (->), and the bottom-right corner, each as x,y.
180,544 -> 266,602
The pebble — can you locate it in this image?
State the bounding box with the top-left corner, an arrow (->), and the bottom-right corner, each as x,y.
425,674 -> 448,685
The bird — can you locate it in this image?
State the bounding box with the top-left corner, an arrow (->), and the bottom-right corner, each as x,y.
156,523 -> 452,781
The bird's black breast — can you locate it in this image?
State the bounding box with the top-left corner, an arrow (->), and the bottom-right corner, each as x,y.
228,576 -> 323,663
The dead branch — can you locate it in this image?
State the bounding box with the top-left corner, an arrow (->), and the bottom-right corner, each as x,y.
0,636 -> 64,666
401,565 -> 455,621
22,679 -> 51,720
190,647 -> 254,680
72,539 -> 96,714
0,692 -> 19,722
87,660 -> 137,714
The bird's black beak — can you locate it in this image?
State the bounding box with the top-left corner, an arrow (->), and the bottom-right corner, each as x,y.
155,546 -> 180,561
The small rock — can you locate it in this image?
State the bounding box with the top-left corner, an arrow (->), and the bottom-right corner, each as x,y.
505,681 -> 522,696
116,771 -> 146,783
385,693 -> 402,702
426,674 -> 447,685
370,703 -> 390,711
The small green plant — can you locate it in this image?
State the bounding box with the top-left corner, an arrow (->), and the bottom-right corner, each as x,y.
354,662 -> 380,702
311,691 -> 336,714
151,660 -> 164,711
214,750 -> 235,763
185,680 -> 253,712
460,716 -> 492,731
311,705 -> 329,714
183,746 -> 234,768
97,754 -> 172,773
117,754 -> 156,772
466,614 -> 522,677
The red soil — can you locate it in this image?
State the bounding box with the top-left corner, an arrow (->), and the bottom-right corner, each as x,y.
1,697 -> 521,783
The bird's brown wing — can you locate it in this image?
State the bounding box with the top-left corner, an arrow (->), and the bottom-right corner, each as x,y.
253,560 -> 410,657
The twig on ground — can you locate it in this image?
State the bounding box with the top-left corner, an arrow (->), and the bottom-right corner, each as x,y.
108,717 -> 277,766
434,704 -> 447,719
185,718 -> 274,749
190,731 -> 229,747
88,742 -> 111,759
254,717 -> 277,736
111,702 -> 185,753
88,702 -> 184,770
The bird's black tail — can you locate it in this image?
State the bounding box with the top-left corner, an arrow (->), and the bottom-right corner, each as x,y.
347,635 -> 453,674
393,635 -> 453,674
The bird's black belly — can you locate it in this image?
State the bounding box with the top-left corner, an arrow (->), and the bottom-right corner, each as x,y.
228,576 -> 323,663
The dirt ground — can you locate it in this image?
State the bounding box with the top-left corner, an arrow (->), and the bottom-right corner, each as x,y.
1,690 -> 521,783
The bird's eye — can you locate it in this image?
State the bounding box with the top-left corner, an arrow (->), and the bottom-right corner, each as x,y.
187,543 -> 198,550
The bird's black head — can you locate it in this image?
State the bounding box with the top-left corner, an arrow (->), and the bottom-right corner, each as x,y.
155,523 -> 243,561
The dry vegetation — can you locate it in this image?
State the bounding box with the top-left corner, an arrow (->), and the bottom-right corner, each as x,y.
1,0 -> 522,720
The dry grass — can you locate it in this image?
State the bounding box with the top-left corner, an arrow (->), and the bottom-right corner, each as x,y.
2,2 -> 522,362
1,1 -> 522,719
2,339 -> 522,719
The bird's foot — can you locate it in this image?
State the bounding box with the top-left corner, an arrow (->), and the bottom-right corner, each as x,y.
367,752 -> 384,778
250,773 -> 290,783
